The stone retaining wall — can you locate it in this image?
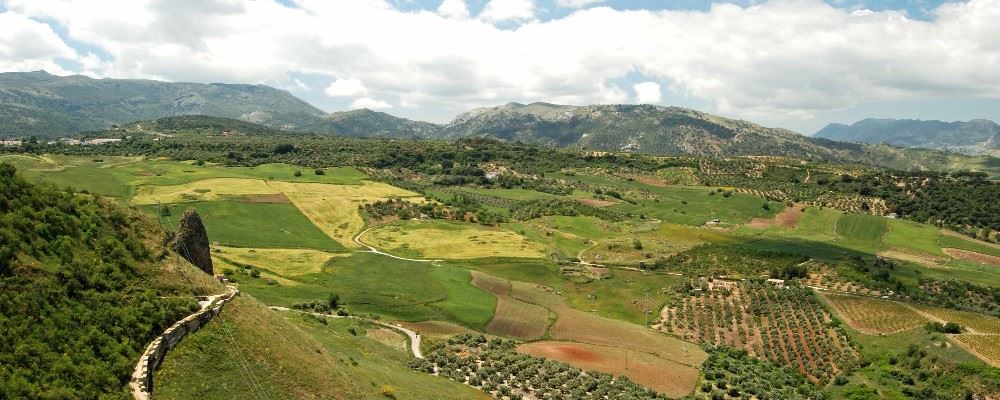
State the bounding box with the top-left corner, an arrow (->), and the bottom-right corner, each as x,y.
130,288 -> 239,400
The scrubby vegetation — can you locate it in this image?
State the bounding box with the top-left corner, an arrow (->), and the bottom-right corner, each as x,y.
0,164 -> 198,398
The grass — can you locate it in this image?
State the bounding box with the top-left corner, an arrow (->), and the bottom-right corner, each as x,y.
835,213 -> 889,242
269,180 -> 422,248
610,185 -> 782,226
116,159 -> 367,186
792,207 -> 842,240
3,155 -> 368,200
939,235 -> 1000,258
3,154 -> 134,198
212,246 -> 346,277
131,177 -> 279,204
154,296 -> 488,399
884,218 -> 945,256
366,220 -> 547,259
239,253 -> 497,329
561,270 -> 680,326
821,293 -> 926,334
146,200 -> 344,251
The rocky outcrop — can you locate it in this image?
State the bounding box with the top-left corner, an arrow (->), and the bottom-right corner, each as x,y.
170,209 -> 213,274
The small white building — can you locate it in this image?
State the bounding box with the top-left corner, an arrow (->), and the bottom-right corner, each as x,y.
766,278 -> 786,288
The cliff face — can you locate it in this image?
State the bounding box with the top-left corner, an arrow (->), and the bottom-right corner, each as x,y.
170,209 -> 213,274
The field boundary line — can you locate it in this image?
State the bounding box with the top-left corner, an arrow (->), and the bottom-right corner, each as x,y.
269,306 -> 424,358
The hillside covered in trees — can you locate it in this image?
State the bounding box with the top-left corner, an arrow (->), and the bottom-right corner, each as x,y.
0,163 -> 216,398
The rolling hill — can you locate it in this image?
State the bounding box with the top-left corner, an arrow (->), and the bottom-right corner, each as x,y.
815,118 -> 1000,157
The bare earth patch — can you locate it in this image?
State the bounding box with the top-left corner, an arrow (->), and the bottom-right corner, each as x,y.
365,327 -> 408,352
877,248 -> 948,268
576,197 -> 619,207
518,341 -> 701,398
398,320 -> 478,337
943,248 -> 1000,267
471,272 -> 550,340
747,203 -> 806,228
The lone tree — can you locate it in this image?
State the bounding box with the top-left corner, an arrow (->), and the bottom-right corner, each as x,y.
169,208 -> 213,274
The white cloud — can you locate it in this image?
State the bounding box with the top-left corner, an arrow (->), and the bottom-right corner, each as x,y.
437,0 -> 470,19
325,78 -> 368,97
0,0 -> 998,122
555,0 -> 604,9
633,81 -> 661,104
479,0 -> 535,23
350,97 -> 392,109
0,11 -> 78,74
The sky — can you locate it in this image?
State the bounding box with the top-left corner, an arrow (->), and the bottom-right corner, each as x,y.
0,0 -> 998,134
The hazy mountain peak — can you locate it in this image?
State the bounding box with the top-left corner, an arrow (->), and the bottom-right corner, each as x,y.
815,118 -> 999,156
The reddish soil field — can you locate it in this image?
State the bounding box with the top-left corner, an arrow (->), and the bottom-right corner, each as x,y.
748,203 -> 805,228
518,341 -> 700,398
943,248 -> 1000,267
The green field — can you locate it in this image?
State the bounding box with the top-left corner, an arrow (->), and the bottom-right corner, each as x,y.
611,186 -> 782,226
884,218 -> 945,255
1,155 -> 368,201
939,234 -> 1000,258
835,213 -> 889,242
144,201 -> 345,251
155,297 -> 487,399
239,253 -> 497,329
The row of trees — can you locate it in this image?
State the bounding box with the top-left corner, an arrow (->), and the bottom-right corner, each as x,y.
411,334 -> 666,400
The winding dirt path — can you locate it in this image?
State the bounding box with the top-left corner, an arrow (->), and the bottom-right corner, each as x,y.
352,227 -> 442,263
269,306 -> 423,359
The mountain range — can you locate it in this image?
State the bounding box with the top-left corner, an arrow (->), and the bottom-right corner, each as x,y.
1,71 -> 996,173
815,118 -> 1000,157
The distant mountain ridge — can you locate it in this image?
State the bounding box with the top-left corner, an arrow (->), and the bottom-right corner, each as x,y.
815,118 -> 1000,157
0,71 -> 325,137
0,71 -> 436,138
1,72 -> 996,174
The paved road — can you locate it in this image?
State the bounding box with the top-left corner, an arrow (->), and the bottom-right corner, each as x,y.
269,306 -> 423,359
352,227 -> 442,263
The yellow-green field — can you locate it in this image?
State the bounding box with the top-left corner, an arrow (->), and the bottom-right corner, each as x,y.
366,221 -> 547,259
268,180 -> 423,248
912,305 -> 1000,334
213,246 -> 345,277
131,178 -> 278,204
954,334 -> 1000,367
821,293 -> 926,334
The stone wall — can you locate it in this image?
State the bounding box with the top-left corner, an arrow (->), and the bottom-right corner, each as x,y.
130,288 -> 239,400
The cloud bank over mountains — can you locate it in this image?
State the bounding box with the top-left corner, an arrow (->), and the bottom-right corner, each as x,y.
1,0 -> 998,129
